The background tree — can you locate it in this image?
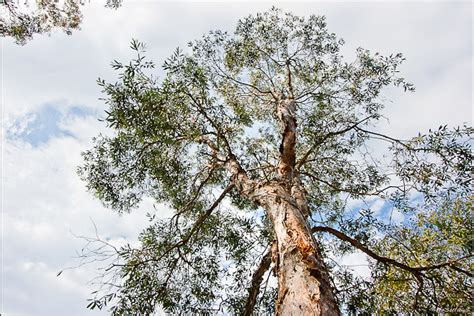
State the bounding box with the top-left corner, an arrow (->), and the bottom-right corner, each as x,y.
0,0 -> 121,44
78,8 -> 472,315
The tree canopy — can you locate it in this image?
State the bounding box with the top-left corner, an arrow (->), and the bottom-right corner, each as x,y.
0,0 -> 121,44
78,8 -> 472,315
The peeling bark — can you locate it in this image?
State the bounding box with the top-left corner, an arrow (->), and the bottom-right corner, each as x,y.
256,184 -> 340,316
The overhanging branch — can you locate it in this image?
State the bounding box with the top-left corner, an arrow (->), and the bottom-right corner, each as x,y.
311,226 -> 473,277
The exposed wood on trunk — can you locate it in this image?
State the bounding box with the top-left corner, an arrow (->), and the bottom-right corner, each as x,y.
255,183 -> 340,316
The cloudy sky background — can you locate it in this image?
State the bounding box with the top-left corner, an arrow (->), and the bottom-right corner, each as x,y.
1,1 -> 472,315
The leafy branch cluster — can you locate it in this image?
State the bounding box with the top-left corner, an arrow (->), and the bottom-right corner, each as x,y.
1,0 -> 121,44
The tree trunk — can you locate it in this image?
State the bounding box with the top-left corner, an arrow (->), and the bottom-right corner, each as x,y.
231,94 -> 339,314
258,183 -> 339,316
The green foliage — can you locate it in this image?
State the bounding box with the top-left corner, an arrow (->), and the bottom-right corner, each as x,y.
371,197 -> 472,313
321,196 -> 473,314
1,0 -> 121,44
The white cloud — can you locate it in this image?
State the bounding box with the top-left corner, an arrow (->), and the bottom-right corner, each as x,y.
2,112 -> 163,315
338,251 -> 371,281
390,208 -> 405,225
371,199 -> 386,216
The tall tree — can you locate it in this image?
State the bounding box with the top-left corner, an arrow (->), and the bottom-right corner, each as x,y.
78,8 -> 472,315
0,0 -> 121,44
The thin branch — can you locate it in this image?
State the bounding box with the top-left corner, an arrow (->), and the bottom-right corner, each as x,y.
212,60 -> 277,98
297,116 -> 373,168
355,127 -> 411,149
449,264 -> 474,277
161,183 -> 235,257
170,165 -> 217,227
301,171 -> 402,197
121,183 -> 235,269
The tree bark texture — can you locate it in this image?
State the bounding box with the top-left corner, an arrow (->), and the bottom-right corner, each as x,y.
257,183 -> 340,316
276,98 -> 297,180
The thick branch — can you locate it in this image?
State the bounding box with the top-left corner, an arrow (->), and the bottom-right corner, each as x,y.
183,89 -> 261,198
242,248 -> 272,316
285,60 -> 294,98
225,154 -> 258,200
312,226 -> 473,277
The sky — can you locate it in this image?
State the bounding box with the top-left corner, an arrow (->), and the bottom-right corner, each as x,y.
1,1 -> 472,315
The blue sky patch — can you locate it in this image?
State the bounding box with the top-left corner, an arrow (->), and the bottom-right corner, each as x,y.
6,104 -> 95,147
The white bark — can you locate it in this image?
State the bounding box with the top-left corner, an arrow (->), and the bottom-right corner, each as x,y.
257,183 -> 339,316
